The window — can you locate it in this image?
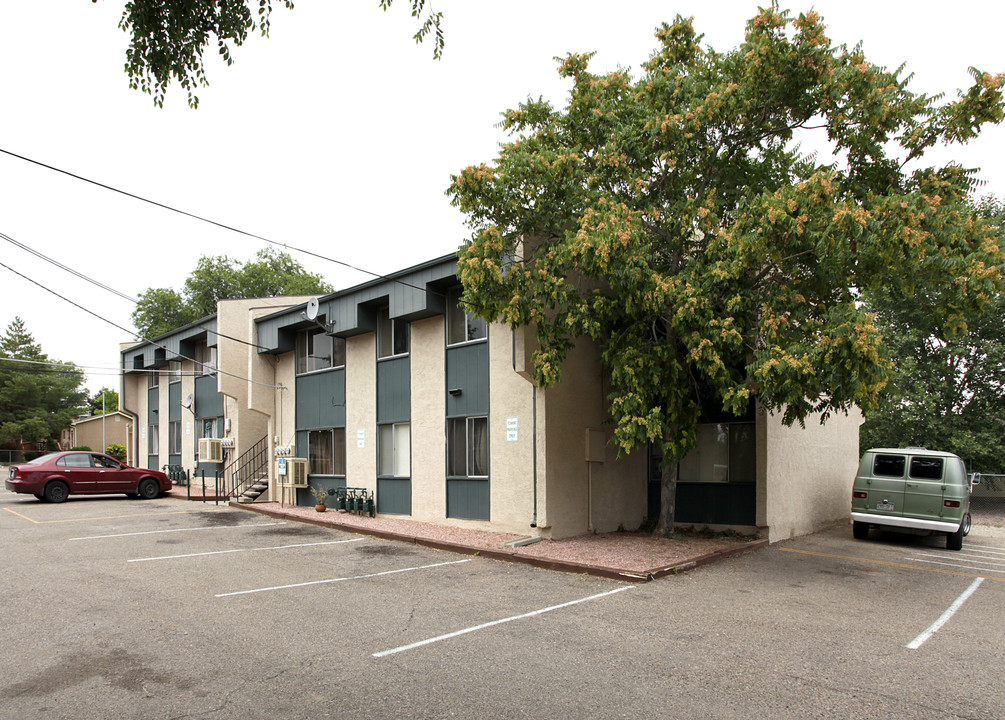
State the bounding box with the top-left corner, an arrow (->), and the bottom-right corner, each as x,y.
148,424 -> 159,454
308,428 -> 346,476
378,422 -> 410,476
57,454 -> 92,468
448,416 -> 488,477
297,329 -> 345,374
195,343 -> 217,376
169,421 -> 182,454
446,288 -> 487,345
678,422 -> 755,483
910,456 -> 944,480
874,455 -> 906,477
147,371 -> 159,389
168,360 -> 182,383
377,307 -> 409,358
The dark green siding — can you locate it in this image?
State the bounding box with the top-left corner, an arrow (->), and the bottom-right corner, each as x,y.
674,483 -> 756,526
296,369 -> 346,429
194,375 -> 223,418
445,342 -> 489,417
377,478 -> 411,515
446,479 -> 490,520
376,357 -> 410,424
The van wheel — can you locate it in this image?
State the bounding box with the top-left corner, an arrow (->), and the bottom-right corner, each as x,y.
947,524 -> 964,551
853,521 -> 869,540
962,512 -> 971,537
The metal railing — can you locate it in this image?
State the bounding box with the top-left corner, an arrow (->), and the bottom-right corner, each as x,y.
222,436 -> 270,501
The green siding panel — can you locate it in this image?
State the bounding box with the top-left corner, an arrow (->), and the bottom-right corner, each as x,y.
446,341 -> 489,417
296,369 -> 346,429
377,478 -> 411,515
377,357 -> 410,424
446,478 -> 490,520
194,375 -> 223,418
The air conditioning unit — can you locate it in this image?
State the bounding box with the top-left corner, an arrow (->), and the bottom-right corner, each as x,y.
284,458 -> 308,487
199,438 -> 223,463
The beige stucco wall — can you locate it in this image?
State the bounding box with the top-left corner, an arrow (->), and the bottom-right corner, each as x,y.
345,333 -> 377,498
760,406 -> 862,542
537,334 -> 647,539
410,316 -> 446,521
265,351 -> 298,503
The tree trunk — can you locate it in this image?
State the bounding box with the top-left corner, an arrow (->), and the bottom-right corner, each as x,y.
655,431 -> 679,538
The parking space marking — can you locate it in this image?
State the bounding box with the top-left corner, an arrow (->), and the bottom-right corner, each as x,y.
373,585 -> 635,658
907,577 -> 985,650
904,550 -> 1005,577
70,522 -> 287,541
215,558 -> 473,597
779,547 -> 1005,582
3,506 -> 210,525
130,537 -> 363,562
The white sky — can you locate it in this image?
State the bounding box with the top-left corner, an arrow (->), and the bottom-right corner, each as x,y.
1,1 -> 1003,394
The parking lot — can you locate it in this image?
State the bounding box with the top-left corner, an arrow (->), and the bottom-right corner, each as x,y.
2,492 -> 1003,719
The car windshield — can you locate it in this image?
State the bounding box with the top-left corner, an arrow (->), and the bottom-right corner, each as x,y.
26,454 -> 57,465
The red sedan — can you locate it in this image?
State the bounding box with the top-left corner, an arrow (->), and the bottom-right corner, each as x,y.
6,452 -> 172,503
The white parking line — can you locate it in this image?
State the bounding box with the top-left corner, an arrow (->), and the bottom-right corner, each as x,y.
907,578 -> 984,650
129,537 -> 364,562
906,556 -> 1005,576
69,522 -> 287,540
216,558 -> 473,597
373,585 -> 635,658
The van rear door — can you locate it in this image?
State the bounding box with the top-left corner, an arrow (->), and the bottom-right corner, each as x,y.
867,453 -> 907,517
902,455 -> 945,522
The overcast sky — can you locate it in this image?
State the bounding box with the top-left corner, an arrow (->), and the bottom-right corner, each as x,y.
2,0 -> 1003,394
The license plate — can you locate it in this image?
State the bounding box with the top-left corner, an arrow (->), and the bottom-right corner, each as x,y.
876,502 -> 894,511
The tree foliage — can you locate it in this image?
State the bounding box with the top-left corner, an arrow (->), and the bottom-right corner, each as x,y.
132,247 -> 333,338
88,387 -> 120,415
0,318 -> 88,447
861,197 -> 1005,473
111,0 -> 444,108
448,6 -> 1005,534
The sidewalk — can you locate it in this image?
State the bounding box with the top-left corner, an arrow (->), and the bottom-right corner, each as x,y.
165,486 -> 766,582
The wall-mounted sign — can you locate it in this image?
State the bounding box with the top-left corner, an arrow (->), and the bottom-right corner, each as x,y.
506,417 -> 519,442
357,429 -> 365,449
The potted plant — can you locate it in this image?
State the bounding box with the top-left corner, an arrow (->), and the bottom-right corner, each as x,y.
308,484 -> 330,512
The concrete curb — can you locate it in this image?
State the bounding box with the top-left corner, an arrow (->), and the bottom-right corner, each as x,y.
230,500 -> 768,583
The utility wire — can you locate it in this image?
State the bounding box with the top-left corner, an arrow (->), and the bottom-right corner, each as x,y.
0,147 -> 450,298
0,259 -> 282,389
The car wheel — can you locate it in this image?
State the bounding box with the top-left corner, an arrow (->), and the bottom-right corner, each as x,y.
852,521 -> 869,540
962,512 -> 972,537
947,524 -> 964,551
44,481 -> 70,503
33,493 -> 46,502
137,478 -> 160,500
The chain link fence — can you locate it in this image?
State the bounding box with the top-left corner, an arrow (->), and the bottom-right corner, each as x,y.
971,474 -> 1005,527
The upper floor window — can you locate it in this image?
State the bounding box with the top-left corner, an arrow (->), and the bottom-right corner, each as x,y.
446,287 -> 487,346
297,329 -> 346,374
195,342 -> 217,376
377,307 -> 409,359
168,360 -> 182,383
147,371 -> 160,389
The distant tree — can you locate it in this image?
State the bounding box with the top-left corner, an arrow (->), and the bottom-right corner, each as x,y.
111,0 -> 444,108
448,7 -> 1005,535
132,248 -> 333,338
88,387 -> 120,415
0,317 -> 88,447
861,196 -> 1005,473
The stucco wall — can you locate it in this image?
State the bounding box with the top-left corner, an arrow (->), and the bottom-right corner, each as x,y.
70,414 -> 131,454
345,333 -> 377,497
762,407 -> 862,542
266,351 -> 299,503
410,316 -> 446,522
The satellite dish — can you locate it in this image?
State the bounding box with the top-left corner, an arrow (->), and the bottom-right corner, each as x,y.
182,393 -> 194,409
305,297 -> 321,321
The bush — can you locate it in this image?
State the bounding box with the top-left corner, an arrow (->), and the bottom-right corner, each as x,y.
70,445 -> 92,451
105,443 -> 127,460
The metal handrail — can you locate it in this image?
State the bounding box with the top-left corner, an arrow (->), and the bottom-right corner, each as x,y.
222,436 -> 270,500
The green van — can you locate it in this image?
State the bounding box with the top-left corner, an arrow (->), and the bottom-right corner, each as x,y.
851,448 -> 975,550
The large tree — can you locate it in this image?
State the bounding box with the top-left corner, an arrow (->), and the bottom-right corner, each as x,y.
0,318 -> 88,448
132,247 -> 333,338
448,7 -> 1005,535
112,0 -> 444,108
861,196 -> 1005,473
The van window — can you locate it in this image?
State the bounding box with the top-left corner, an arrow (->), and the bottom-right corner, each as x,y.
909,456 -> 943,480
873,455 -> 905,477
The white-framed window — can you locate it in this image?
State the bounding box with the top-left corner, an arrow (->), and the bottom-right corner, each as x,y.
308,428 -> 346,476
168,421 -> 182,454
297,329 -> 345,374
147,371 -> 160,389
378,422 -> 410,477
447,416 -> 488,477
168,360 -> 182,383
148,424 -> 159,454
446,287 -> 487,346
195,343 -> 217,376
376,307 -> 409,359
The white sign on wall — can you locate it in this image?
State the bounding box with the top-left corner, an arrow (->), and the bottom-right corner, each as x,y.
357,429 -> 365,448
506,417 -> 519,442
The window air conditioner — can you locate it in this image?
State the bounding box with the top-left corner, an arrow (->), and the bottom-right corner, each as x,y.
285,458 -> 308,487
199,438 -> 223,463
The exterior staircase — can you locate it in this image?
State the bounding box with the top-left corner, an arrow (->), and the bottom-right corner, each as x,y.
223,436 -> 271,504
